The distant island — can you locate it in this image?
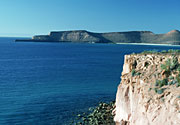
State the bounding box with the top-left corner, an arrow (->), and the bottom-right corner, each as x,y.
15,30 -> 180,45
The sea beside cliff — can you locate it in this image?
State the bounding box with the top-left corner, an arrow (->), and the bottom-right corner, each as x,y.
1,37 -> 180,125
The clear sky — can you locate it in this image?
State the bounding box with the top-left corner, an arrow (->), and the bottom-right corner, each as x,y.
0,0 -> 180,37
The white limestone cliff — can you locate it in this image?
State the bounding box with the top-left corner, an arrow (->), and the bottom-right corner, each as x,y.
114,53 -> 180,125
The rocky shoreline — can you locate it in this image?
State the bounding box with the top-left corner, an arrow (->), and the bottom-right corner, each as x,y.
73,101 -> 115,125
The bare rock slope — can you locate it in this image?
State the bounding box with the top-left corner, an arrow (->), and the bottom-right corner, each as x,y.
114,52 -> 180,125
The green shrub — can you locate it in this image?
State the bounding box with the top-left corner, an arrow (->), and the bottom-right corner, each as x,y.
154,88 -> 158,93
142,49 -> 180,54
161,64 -> 168,71
155,79 -> 167,87
156,88 -> 166,94
170,56 -> 178,70
176,75 -> 180,87
131,69 -> 136,77
155,80 -> 161,86
176,82 -> 180,87
177,66 -> 180,72
161,78 -> 168,86
168,49 -> 180,53
168,81 -> 173,85
148,88 -> 152,91
168,49 -> 174,53
141,50 -> 158,54
161,57 -> 179,77
172,80 -> 177,85
131,69 -> 141,77
160,59 -> 171,73
136,72 -> 141,75
169,76 -> 174,80
161,50 -> 167,53
132,60 -> 137,69
175,50 -> 180,53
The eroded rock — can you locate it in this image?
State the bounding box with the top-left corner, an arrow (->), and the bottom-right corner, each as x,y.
114,54 -> 180,125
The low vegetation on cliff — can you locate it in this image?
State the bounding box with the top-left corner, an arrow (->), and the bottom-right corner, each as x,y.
114,50 -> 180,124
137,50 -> 180,94
131,50 -> 180,95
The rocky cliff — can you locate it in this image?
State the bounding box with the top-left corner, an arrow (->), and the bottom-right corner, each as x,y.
114,52 -> 180,125
16,30 -> 180,45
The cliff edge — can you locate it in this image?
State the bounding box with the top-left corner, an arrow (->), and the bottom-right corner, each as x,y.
114,52 -> 180,125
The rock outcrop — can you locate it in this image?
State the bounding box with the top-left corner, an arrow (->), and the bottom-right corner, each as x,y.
16,30 -> 180,45
114,53 -> 180,125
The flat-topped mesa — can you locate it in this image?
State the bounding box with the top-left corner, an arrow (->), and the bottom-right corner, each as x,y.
32,30 -> 103,43
49,30 -> 89,37
49,30 -> 102,42
16,30 -> 180,44
114,53 -> 180,125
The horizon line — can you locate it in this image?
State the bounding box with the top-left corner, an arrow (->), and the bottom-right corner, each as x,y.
0,29 -> 179,37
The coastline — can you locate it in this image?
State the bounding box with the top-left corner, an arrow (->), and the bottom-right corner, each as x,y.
73,101 -> 115,125
15,38 -> 180,47
115,42 -> 180,46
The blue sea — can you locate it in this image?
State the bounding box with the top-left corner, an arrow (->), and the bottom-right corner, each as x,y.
1,37 -> 180,125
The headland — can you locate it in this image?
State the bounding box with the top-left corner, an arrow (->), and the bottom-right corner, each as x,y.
15,30 -> 180,45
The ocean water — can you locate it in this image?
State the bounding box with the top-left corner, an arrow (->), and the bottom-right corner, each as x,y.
1,38 -> 180,125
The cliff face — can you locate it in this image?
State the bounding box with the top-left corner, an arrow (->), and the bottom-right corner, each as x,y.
29,30 -> 180,44
114,53 -> 180,125
33,30 -> 107,43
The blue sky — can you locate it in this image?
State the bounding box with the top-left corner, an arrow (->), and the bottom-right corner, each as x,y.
0,0 -> 180,37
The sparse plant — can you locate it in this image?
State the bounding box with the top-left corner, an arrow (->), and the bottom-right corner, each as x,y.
169,76 -> 174,80
176,50 -> 180,52
176,74 -> 180,87
177,66 -> 180,72
131,69 -> 141,77
155,80 -> 161,87
161,59 -> 171,77
155,88 -> 166,94
167,49 -> 180,53
172,80 -> 177,85
161,97 -> 165,102
168,49 -> 174,53
170,56 -> 178,70
148,88 -> 152,91
176,82 -> 180,87
152,56 -> 180,95
161,50 -> 167,53
161,57 -> 179,77
161,78 -> 168,86
131,69 -> 136,77
154,88 -> 158,93
136,72 -> 141,75
141,50 -> 158,54
132,60 -> 137,69
155,79 -> 167,87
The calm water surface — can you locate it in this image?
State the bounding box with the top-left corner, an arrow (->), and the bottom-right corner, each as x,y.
1,38 -> 180,124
